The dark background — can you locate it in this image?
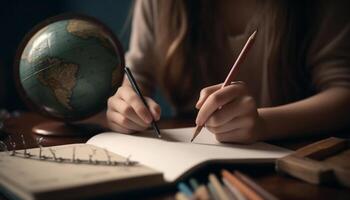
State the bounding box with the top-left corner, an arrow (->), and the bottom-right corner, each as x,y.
0,0 -> 133,111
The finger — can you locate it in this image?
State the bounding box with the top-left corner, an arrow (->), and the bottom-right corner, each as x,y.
108,97 -> 149,127
205,99 -> 241,127
214,128 -> 257,144
145,97 -> 161,121
206,96 -> 256,127
107,110 -> 148,132
116,86 -> 153,123
206,116 -> 255,134
196,83 -> 248,126
107,120 -> 133,134
106,110 -> 134,134
196,83 -> 222,109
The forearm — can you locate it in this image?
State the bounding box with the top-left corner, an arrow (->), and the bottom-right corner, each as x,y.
258,87 -> 350,140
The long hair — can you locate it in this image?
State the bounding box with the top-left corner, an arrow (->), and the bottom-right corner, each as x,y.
156,0 -> 231,108
156,0 -> 312,107
260,0 -> 312,105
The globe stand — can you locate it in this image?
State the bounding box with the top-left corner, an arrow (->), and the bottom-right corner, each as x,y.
32,121 -> 105,136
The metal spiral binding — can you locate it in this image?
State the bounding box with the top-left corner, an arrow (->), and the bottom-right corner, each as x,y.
0,135 -> 137,167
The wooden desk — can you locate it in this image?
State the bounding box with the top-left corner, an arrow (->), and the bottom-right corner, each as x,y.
1,112 -> 349,200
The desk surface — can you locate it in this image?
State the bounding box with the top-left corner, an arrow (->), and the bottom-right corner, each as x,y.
1,112 -> 349,200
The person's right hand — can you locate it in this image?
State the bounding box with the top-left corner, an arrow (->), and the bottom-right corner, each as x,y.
107,85 -> 161,134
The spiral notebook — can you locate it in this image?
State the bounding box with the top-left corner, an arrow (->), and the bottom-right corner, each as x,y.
0,127 -> 291,200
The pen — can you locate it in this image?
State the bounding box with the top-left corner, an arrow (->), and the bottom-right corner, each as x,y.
191,30 -> 257,142
124,67 -> 161,138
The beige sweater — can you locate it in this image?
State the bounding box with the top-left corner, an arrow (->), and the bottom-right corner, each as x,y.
126,0 -> 350,115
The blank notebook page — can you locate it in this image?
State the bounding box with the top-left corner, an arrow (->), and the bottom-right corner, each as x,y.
87,127 -> 291,181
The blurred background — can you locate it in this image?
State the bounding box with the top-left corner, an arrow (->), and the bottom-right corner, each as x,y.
0,0 -> 132,110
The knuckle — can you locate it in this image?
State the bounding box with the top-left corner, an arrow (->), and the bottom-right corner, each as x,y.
134,106 -> 146,115
118,116 -> 129,126
129,95 -> 141,105
200,88 -> 209,97
241,96 -> 256,110
210,94 -> 222,106
233,81 -> 247,89
245,96 -> 255,105
120,105 -> 133,115
209,116 -> 221,127
232,83 -> 247,96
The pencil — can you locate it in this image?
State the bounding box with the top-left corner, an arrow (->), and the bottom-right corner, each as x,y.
191,30 -> 257,142
222,169 -> 264,200
124,67 -> 161,138
209,174 -> 231,200
223,178 -> 247,200
234,171 -> 278,200
177,182 -> 193,197
189,178 -> 200,190
207,182 -> 220,200
194,185 -> 211,200
175,192 -> 190,200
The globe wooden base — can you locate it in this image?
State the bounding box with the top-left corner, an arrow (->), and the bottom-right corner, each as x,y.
32,121 -> 104,136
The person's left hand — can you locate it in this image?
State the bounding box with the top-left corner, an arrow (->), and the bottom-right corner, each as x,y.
195,82 -> 266,144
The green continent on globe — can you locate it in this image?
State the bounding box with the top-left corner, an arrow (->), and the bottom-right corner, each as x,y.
37,58 -> 79,110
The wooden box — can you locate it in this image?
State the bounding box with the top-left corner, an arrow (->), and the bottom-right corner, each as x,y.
276,137 -> 350,187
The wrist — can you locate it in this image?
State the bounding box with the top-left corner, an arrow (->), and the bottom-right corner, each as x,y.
255,110 -> 269,141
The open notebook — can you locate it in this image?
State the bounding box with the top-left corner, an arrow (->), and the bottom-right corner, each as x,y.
87,127 -> 291,181
0,127 -> 291,200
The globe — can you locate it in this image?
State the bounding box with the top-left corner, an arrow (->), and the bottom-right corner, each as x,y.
15,14 -> 124,122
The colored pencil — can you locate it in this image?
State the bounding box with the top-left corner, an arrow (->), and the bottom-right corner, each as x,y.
177,182 -> 193,197
175,192 -> 190,200
222,170 -> 264,200
223,178 -> 247,200
189,178 -> 200,190
235,171 -> 279,200
194,185 -> 211,200
208,182 -> 220,200
209,174 -> 231,200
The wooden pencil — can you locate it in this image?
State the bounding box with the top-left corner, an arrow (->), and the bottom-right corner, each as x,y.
208,182 -> 220,200
177,182 -> 193,197
189,178 -> 200,190
194,185 -> 211,200
235,171 -> 279,200
209,174 -> 231,200
223,178 -> 247,200
175,192 -> 190,200
222,169 -> 264,200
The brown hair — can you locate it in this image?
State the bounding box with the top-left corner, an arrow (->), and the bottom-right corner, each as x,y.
156,0 -> 231,108
156,0 -> 312,107
260,0 -> 312,105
